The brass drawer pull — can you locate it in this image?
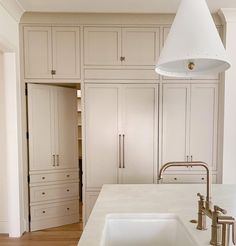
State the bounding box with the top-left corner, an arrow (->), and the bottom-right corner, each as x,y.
42,177 -> 45,180
53,154 -> 56,167
174,177 -> 178,180
67,189 -> 70,192
42,211 -> 46,214
42,192 -> 45,195
67,208 -> 70,211
66,174 -> 70,178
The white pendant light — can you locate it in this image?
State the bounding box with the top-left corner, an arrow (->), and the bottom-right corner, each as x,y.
155,0 -> 231,78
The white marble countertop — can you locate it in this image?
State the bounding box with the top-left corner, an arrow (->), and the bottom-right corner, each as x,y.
78,184 -> 236,246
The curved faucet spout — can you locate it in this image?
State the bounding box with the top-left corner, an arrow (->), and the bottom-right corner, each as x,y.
158,161 -> 212,210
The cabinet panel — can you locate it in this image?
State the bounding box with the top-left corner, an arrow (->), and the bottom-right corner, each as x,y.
56,87 -> 78,169
28,84 -> 55,171
84,27 -> 121,65
30,183 -> 79,202
24,27 -> 52,79
52,27 -> 81,79
162,174 -> 217,184
122,28 -> 160,66
85,85 -> 120,188
85,191 -> 99,222
190,84 -> 218,171
30,171 -> 79,184
162,84 -> 190,166
121,85 -> 157,183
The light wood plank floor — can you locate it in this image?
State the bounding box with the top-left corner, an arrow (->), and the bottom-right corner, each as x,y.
0,205 -> 83,246
0,222 -> 83,246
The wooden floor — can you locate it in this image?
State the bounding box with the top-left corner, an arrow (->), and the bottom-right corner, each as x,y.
0,206 -> 83,246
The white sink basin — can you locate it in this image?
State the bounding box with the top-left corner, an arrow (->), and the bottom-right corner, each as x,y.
101,213 -> 198,246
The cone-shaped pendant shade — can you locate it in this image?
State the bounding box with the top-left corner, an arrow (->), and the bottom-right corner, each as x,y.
155,0 -> 231,77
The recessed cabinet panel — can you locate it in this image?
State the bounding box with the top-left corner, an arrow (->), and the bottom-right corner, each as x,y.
28,84 -> 55,171
190,84 -> 218,171
84,27 -> 122,65
85,85 -> 120,188
24,27 -> 52,79
52,27 -> 81,78
121,85 -> 157,183
56,88 -> 78,169
122,28 -> 160,66
162,84 -> 190,166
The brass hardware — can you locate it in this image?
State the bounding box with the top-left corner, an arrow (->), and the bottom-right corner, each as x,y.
57,155 -> 59,166
120,56 -> 125,62
42,177 -> 45,180
197,193 -> 207,230
42,192 -> 45,195
119,134 -> 122,168
174,177 -> 177,180
217,215 -> 236,246
191,155 -> 193,162
190,219 -> 198,224
66,174 -> 70,178
67,208 -> 70,211
53,154 -> 56,167
187,155 -> 189,162
210,206 -> 227,245
123,134 -> 125,168
158,161 -> 212,210
51,70 -> 56,75
42,211 -> 46,214
67,189 -> 70,192
188,62 -> 195,71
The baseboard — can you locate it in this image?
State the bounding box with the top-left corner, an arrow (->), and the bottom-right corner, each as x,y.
0,221 -> 8,233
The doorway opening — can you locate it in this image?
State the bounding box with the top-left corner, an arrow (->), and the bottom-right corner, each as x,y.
26,82 -> 83,232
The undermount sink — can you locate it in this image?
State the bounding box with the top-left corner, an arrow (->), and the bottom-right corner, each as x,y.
101,213 -> 198,246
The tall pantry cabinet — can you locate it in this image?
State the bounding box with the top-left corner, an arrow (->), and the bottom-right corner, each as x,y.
84,84 -> 158,218
28,84 -> 79,231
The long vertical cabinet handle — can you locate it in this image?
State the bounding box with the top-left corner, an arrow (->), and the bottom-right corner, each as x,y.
122,134 -> 125,168
57,155 -> 59,166
119,134 -> 122,168
53,155 -> 56,167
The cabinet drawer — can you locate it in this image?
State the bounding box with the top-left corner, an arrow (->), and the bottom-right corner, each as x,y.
30,200 -> 79,221
30,171 -> 79,184
162,174 -> 217,184
30,183 -> 79,202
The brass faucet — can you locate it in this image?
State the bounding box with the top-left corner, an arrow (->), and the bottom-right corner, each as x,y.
158,161 -> 236,246
158,161 -> 212,210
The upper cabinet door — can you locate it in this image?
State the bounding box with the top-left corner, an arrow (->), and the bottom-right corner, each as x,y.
28,84 -> 55,171
52,27 -> 81,79
121,85 -> 157,184
190,84 -> 218,170
84,27 -> 122,66
122,28 -> 160,66
85,84 -> 120,189
56,87 -> 78,169
161,84 -> 190,167
24,27 -> 53,79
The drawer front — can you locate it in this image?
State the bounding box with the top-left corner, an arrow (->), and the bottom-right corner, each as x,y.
162,174 -> 217,184
30,183 -> 79,202
30,200 -> 79,220
30,171 -> 79,184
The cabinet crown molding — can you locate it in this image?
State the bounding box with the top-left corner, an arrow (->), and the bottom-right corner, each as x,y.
218,8 -> 236,24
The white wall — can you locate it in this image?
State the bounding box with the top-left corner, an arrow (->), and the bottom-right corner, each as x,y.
0,51 -> 8,233
0,2 -> 24,237
218,9 -> 236,184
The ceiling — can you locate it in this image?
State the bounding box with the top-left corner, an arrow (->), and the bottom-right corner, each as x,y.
16,0 -> 236,13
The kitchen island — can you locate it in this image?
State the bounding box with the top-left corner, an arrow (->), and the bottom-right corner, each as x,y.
78,184 -> 236,246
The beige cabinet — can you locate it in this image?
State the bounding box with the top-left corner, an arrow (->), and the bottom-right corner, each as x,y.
28,84 -> 79,231
84,27 -> 159,66
28,84 -> 78,171
161,83 -> 218,172
85,83 -> 158,189
24,26 -> 81,79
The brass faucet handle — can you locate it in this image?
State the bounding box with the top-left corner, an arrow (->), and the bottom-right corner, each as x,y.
232,220 -> 236,245
197,193 -> 205,201
214,205 -> 227,214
